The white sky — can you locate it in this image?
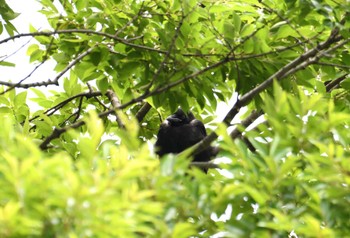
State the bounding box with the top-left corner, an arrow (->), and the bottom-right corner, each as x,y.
8,0 -> 45,31
2,0 -> 54,84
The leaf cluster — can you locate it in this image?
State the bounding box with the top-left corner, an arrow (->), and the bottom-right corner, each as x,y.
0,0 -> 350,237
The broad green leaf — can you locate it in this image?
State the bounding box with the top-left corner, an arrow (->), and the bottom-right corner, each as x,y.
240,24 -> 255,37
14,91 -> 27,106
0,106 -> 11,114
275,25 -> 299,40
0,61 -> 15,67
172,222 -> 197,238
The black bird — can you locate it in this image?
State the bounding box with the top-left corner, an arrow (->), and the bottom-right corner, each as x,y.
155,108 -> 215,165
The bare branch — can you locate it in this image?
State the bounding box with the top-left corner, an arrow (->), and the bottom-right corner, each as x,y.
190,162 -> 220,170
60,96 -> 84,126
106,89 -> 125,128
0,47 -> 95,92
0,25 -> 60,95
53,47 -> 95,84
0,62 -> 49,95
0,38 -> 32,62
316,62 -> 350,69
0,29 -> 167,54
39,120 -> 85,150
0,77 -> 58,90
229,110 -> 264,152
325,74 -> 349,92
230,110 -> 263,139
136,102 -> 152,122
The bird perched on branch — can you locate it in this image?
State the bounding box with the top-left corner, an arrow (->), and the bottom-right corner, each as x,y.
155,108 -> 217,170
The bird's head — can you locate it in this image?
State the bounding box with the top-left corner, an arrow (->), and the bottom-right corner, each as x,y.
166,108 -> 189,126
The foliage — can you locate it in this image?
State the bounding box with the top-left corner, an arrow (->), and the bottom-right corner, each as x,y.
0,0 -> 349,237
0,0 -> 18,36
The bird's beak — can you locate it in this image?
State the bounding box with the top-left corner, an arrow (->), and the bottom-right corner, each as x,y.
166,116 -> 182,123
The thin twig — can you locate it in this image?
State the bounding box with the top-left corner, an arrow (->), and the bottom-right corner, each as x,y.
143,8 -> 187,93
316,62 -> 350,69
29,91 -> 103,122
0,29 -> 166,54
1,24 -> 60,94
0,46 -> 96,91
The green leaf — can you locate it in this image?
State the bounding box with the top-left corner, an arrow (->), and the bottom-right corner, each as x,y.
244,38 -> 254,53
1,10 -> 20,21
4,22 -> 17,36
275,25 -> 299,40
30,88 -> 47,99
222,22 -> 235,42
76,0 -> 89,11
0,106 -> 11,114
209,5 -> 230,13
40,0 -> 58,12
340,78 -> 350,90
29,49 -> 44,63
172,222 -> 197,238
96,77 -> 109,93
240,24 -> 255,37
14,91 -> 27,106
0,61 -> 15,67
0,96 -> 10,106
232,12 -> 241,34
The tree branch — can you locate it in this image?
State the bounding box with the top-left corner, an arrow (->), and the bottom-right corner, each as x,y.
189,162 -> 220,170
223,32 -> 344,126
0,29 -> 167,54
106,89 -> 125,129
136,102 -> 152,122
325,74 -> 349,92
37,24 -> 346,151
190,26 -> 344,157
29,91 -> 103,122
39,109 -> 115,150
229,110 -> 264,152
0,46 -> 95,91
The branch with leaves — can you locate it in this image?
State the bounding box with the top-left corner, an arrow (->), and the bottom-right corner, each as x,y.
38,24 -> 347,152
190,25 -> 347,158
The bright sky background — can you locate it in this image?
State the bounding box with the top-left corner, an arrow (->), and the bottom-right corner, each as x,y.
3,0 -> 54,85
8,0 -> 45,31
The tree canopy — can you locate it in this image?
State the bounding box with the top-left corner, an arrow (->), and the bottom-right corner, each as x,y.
0,0 -> 350,237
